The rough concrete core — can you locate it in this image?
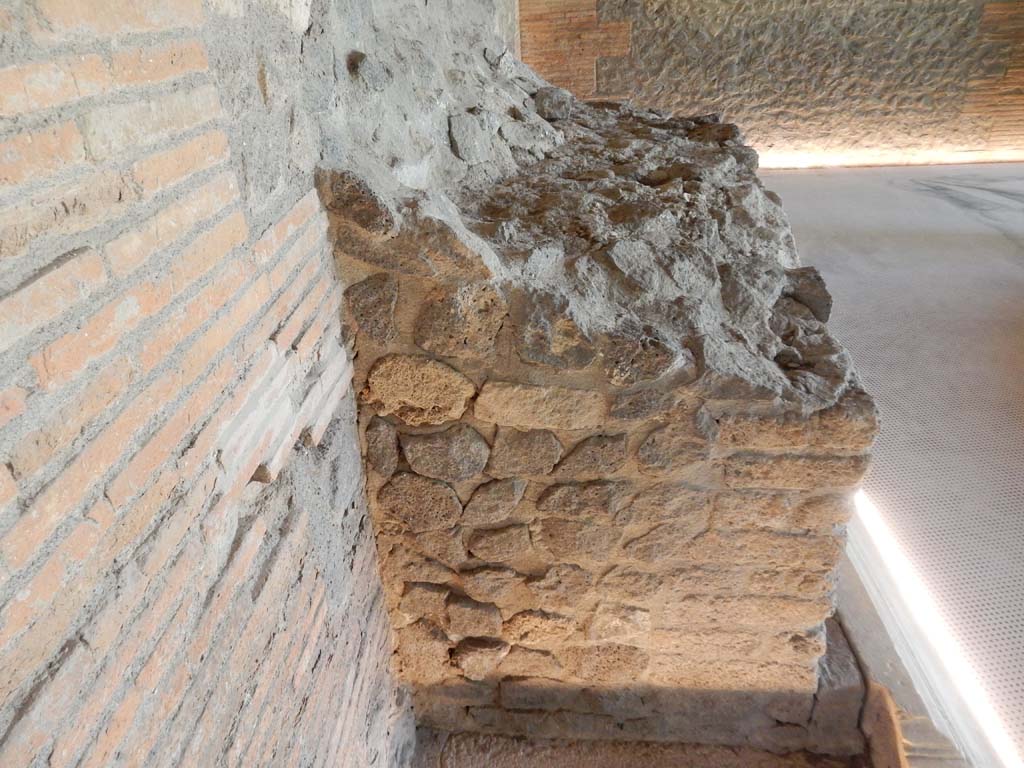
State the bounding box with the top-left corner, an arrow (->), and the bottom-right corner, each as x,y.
330,72 -> 877,754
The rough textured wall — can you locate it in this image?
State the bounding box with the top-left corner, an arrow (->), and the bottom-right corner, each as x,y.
520,0 -> 1024,166
338,80 -> 876,751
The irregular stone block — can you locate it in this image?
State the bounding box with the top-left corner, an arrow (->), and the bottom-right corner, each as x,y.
316,168 -> 393,234
395,620 -> 454,684
365,415 -> 398,477
474,381 -> 607,431
447,594 -> 503,638
400,423 -> 490,482
533,519 -> 621,562
533,86 -> 573,120
587,602 -> 651,643
621,518 -> 709,562
452,638 -> 509,680
555,434 -> 627,478
377,472 -> 462,532
511,291 -> 595,369
609,388 -> 676,420
485,427 -> 563,477
536,481 -> 627,520
713,491 -> 853,534
467,525 -> 532,562
614,483 -> 711,526
413,527 -> 469,569
719,453 -> 871,490
671,531 -> 840,571
646,629 -> 825,667
497,645 -> 564,678
345,272 -> 398,343
449,111 -> 500,164
462,478 -> 527,526
637,418 -> 713,473
397,582 -> 449,627
785,266 -> 832,322
380,543 -> 457,588
503,610 -> 575,647
460,566 -> 531,608
362,354 -> 475,426
525,564 -> 594,609
558,644 -> 648,683
600,331 -> 677,386
499,678 -> 579,711
656,595 -> 833,633
414,283 -> 508,358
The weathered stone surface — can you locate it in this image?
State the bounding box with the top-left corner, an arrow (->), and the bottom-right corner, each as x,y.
503,610 -> 575,647
533,86 -> 573,120
555,434 -> 627,478
600,331 -> 677,386
486,427 -> 563,478
474,382 -> 607,431
713,492 -> 853,535
380,543 -> 457,588
614,483 -> 711,526
609,388 -> 676,420
395,620 -> 453,684
467,525 -> 532,562
785,266 -> 832,322
414,527 -> 469,569
587,603 -> 651,643
533,520 -> 620,562
400,423 -> 490,482
512,291 -> 595,369
526,565 -> 594,609
460,566 -> 530,608
719,453 -> 870,490
365,416 -> 399,477
656,595 -> 832,633
447,594 -> 503,638
807,619 -> 866,755
452,638 -> 509,680
362,355 -> 475,426
414,283 -> 508,358
378,473 -> 462,532
497,646 -> 563,678
536,481 -> 626,520
345,272 -> 398,343
397,582 -> 449,627
450,111 -> 499,164
462,479 -> 527,526
558,644 -> 648,683
661,530 -> 840,571
637,418 -> 713,473
621,518 -> 709,562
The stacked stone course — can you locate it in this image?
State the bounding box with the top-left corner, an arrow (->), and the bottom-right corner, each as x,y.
333,94 -> 878,752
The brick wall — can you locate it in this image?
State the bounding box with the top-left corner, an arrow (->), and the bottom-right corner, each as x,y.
0,1 -> 412,765
520,0 -> 1024,167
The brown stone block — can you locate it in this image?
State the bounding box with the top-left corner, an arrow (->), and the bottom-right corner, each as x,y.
486,426 -> 563,477
655,595 -> 832,633
719,452 -> 871,490
714,490 -> 853,534
467,525 -> 533,562
474,381 -> 608,431
557,643 -> 649,683
532,519 -> 621,563
400,423 -> 490,482
361,354 -> 475,426
414,283 -> 508,358
447,594 -> 503,638
554,433 -> 628,478
504,610 -> 576,647
462,478 -> 527,526
613,483 -> 712,526
525,564 -> 594,609
377,472 -> 462,532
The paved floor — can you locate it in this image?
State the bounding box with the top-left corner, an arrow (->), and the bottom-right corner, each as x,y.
764,163 -> 1024,767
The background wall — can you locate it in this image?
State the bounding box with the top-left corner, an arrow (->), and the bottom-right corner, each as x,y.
520,0 -> 1024,167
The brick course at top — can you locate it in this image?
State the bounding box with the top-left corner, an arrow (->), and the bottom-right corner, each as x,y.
520,0 -> 1024,166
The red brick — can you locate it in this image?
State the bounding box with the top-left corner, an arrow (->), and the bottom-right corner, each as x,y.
0,372 -> 178,570
252,190 -> 320,266
105,171 -> 238,278
0,170 -> 139,260
11,356 -> 133,480
110,38 -> 209,86
0,55 -> 110,117
81,85 -> 221,160
30,280 -> 171,389
33,0 -> 204,42
0,248 -> 107,353
0,464 -> 16,508
0,122 -> 85,189
294,288 -> 340,361
273,275 -> 329,351
138,258 -> 246,374
131,129 -> 229,197
0,386 -> 27,429
267,221 -> 324,293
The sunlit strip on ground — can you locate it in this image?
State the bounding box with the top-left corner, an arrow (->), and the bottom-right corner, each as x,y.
854,490 -> 1024,768
760,148 -> 1024,170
